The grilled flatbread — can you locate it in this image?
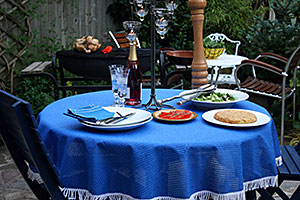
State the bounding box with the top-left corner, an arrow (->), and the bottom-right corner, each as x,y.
214,110 -> 257,124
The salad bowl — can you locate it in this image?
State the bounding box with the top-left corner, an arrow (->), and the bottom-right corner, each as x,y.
179,88 -> 249,110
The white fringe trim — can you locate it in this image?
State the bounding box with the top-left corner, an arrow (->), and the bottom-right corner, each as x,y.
276,156 -> 282,166
59,188 -> 246,200
59,175 -> 279,200
27,164 -> 44,184
243,175 -> 278,192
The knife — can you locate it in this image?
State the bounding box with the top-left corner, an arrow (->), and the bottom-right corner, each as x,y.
104,112 -> 136,124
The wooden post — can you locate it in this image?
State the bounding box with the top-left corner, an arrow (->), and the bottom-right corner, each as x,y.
188,0 -> 208,88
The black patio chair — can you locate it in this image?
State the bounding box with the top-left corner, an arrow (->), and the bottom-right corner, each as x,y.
0,89 -> 66,200
257,141 -> 300,200
234,43 -> 300,144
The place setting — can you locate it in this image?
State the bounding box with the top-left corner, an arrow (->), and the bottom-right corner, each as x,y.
156,83 -> 271,127
64,64 -> 152,131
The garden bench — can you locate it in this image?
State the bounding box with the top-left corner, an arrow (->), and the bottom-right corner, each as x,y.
257,142 -> 300,200
21,61 -> 60,100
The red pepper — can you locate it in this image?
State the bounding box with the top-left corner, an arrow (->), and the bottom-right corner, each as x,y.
158,110 -> 192,120
101,46 -> 113,54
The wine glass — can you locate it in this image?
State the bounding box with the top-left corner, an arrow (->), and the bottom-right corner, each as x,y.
108,64 -> 124,107
164,0 -> 178,14
123,21 -> 141,45
134,0 -> 150,21
117,68 -> 130,108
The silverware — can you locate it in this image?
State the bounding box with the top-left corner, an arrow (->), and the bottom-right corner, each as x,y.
64,112 -> 114,123
103,112 -> 136,124
177,87 -> 216,106
157,84 -> 214,104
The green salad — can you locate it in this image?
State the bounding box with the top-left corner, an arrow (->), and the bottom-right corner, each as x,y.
193,92 -> 235,102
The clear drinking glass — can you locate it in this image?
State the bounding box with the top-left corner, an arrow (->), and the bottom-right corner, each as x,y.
108,64 -> 124,107
117,68 -> 130,108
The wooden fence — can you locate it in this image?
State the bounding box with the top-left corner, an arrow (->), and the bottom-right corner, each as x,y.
29,0 -> 119,48
0,0 -> 120,91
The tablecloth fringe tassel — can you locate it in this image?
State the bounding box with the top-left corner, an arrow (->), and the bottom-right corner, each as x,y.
59,175 -> 279,200
27,163 -> 44,184
276,156 -> 283,166
191,190 -> 245,200
59,188 -> 247,200
243,175 -> 278,192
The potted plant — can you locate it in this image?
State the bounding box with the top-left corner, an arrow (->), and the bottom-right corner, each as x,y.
203,38 -> 225,59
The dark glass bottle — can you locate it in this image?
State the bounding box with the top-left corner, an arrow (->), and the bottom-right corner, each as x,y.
125,41 -> 142,105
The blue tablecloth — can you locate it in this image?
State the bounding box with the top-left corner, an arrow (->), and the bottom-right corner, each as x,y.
37,89 -> 281,200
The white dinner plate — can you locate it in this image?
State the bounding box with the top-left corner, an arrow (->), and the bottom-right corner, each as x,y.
179,89 -> 249,110
202,109 -> 271,127
80,116 -> 153,131
85,107 -> 151,126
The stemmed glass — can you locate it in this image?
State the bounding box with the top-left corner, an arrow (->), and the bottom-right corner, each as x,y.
134,0 -> 150,21
153,8 -> 171,39
108,64 -> 124,107
123,21 -> 141,45
117,68 -> 130,108
164,0 -> 178,14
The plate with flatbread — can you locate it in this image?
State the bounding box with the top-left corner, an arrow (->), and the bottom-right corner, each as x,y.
202,109 -> 271,127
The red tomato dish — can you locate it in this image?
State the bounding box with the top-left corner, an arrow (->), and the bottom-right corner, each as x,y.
153,109 -> 197,122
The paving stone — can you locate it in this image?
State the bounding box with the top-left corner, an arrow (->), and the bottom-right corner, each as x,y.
9,181 -> 31,190
1,169 -> 20,184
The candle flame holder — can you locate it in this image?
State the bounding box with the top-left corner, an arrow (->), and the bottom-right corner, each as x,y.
129,0 -> 178,110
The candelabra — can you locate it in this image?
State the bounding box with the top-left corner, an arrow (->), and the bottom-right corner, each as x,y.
129,0 -> 178,110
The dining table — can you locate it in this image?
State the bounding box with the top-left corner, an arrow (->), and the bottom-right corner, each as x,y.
37,89 -> 281,200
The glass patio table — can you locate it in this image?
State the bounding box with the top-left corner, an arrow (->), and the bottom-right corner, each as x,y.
37,89 -> 281,200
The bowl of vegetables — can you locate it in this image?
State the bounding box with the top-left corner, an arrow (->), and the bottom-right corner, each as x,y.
179,89 -> 249,109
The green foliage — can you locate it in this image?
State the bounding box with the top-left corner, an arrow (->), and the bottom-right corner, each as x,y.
204,0 -> 266,40
14,77 -> 55,116
243,0 -> 300,58
203,38 -> 225,48
106,0 -> 264,52
244,18 -> 300,58
243,0 -> 300,129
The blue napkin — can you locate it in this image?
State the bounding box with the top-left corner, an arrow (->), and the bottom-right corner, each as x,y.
66,105 -> 115,122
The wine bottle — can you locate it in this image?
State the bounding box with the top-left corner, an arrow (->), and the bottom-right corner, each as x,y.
125,40 -> 142,105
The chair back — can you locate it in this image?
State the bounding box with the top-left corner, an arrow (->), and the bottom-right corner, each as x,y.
109,30 -> 141,48
286,43 -> 300,72
0,89 -> 66,200
205,33 -> 241,55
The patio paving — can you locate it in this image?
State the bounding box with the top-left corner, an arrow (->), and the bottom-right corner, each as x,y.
0,144 -> 298,200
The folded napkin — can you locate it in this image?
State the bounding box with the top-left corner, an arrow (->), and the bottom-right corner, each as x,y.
66,105 -> 115,122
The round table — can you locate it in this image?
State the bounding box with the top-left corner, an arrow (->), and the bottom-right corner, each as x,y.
206,54 -> 248,85
37,89 -> 281,200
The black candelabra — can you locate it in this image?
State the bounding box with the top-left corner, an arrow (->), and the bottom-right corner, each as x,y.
130,0 -> 178,110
